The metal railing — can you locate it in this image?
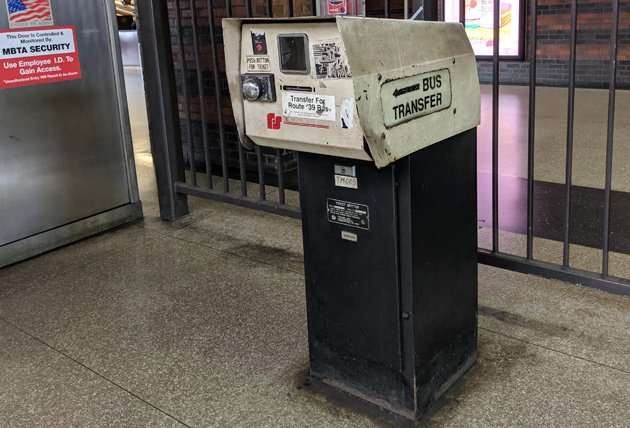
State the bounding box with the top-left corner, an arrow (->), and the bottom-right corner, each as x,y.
137,0 -> 630,296
474,0 -> 630,296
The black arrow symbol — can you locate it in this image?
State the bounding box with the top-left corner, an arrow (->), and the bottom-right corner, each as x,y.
393,83 -> 420,98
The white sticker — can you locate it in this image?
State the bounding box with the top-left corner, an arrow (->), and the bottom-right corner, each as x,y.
335,175 -> 358,189
246,55 -> 270,72
282,92 -> 336,122
0,28 -> 76,60
340,98 -> 354,129
341,231 -> 358,242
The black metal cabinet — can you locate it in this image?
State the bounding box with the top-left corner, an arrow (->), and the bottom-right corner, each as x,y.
299,129 -> 478,419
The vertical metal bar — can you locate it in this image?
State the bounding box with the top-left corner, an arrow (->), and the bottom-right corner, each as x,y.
458,0 -> 465,25
190,0 -> 213,189
268,0 -> 274,17
223,0 -> 247,195
602,0 -> 620,276
207,0 -> 231,193
492,0 -> 500,253
276,149 -> 286,204
238,145 -> 248,196
257,146 -> 267,200
136,0 -> 189,220
288,0 -> 294,17
563,0 -> 578,268
311,0 -> 318,16
246,0 -> 252,17
526,0 -> 538,259
384,0 -> 389,18
174,0 -> 197,186
424,0 -> 439,21
246,0 -> 267,200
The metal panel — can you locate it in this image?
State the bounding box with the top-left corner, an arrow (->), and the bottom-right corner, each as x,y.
0,203 -> 142,268
299,131 -> 478,418
299,152 -> 402,372
0,1 -> 140,255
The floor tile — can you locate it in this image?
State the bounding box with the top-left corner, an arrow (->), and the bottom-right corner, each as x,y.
0,224 -> 159,300
478,262 -> 630,372
424,330 -> 630,427
0,320 -> 184,428
170,201 -> 304,274
0,236 -> 377,426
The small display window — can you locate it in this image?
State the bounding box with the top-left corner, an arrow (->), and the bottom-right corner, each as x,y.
444,0 -> 524,59
278,34 -> 310,74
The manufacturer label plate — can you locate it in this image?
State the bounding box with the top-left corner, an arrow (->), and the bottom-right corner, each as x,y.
381,68 -> 452,128
327,198 -> 369,230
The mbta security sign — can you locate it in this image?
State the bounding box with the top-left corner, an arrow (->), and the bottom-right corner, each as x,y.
381,68 -> 452,128
0,26 -> 81,89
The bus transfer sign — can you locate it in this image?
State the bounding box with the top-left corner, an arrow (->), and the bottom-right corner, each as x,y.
380,68 -> 452,128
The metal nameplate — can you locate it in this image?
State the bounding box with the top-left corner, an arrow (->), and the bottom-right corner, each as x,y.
380,68 -> 452,128
327,198 -> 369,230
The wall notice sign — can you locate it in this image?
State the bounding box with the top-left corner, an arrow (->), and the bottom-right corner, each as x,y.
282,92 -> 336,122
327,198 -> 369,230
0,26 -> 81,89
381,68 -> 452,128
6,0 -> 54,29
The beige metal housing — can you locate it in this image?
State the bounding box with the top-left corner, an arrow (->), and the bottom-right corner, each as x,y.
223,17 -> 480,168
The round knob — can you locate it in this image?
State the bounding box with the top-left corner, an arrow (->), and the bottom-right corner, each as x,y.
242,79 -> 261,101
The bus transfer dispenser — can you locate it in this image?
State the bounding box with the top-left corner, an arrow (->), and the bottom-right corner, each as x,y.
224,16 -> 481,420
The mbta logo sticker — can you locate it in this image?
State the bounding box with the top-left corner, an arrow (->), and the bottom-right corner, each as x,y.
267,113 -> 282,130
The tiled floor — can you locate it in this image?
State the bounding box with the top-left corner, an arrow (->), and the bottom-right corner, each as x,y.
1,69 -> 629,427
476,85 -> 630,260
